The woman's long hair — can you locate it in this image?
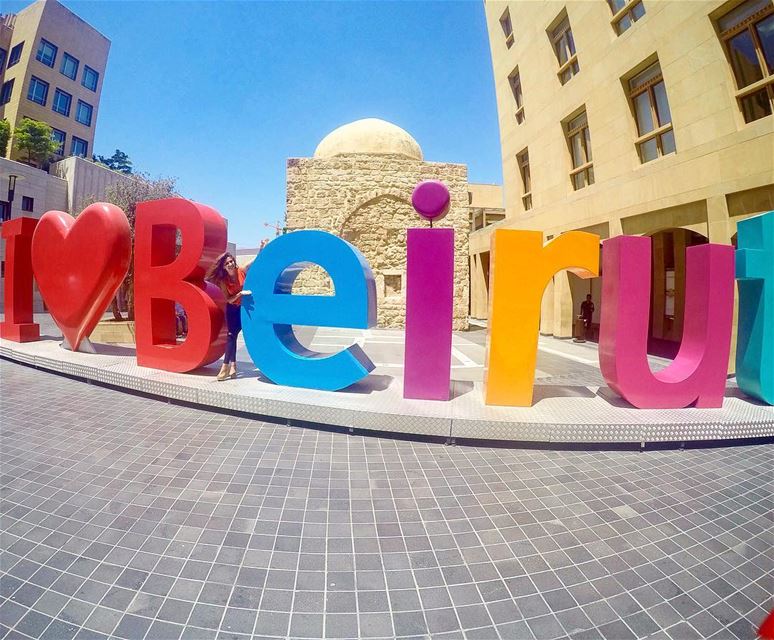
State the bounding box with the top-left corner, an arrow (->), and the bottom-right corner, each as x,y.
205,252 -> 236,285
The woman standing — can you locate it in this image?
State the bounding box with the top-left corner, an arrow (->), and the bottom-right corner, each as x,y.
206,252 -> 253,381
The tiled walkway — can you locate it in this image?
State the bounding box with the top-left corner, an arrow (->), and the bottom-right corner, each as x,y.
1,361 -> 772,640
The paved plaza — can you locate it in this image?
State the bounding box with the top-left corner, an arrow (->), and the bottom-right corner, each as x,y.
1,357 -> 772,640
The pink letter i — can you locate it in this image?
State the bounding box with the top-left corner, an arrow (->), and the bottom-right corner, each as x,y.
403,180 -> 454,401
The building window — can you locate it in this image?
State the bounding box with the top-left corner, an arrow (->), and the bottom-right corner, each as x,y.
500,8 -> 514,48
51,128 -> 66,155
76,100 -> 93,126
0,79 -> 13,106
0,203 -> 9,223
52,88 -> 72,116
71,136 -> 88,157
565,111 -> 594,190
717,0 -> 774,123
0,48 -> 6,70
8,42 -> 24,68
628,62 -> 676,163
27,76 -> 49,106
509,69 -> 525,123
60,52 -> 79,80
516,149 -> 532,211
550,14 -> 579,84
608,0 -> 645,35
21,196 -> 34,212
35,38 -> 57,68
82,65 -> 99,91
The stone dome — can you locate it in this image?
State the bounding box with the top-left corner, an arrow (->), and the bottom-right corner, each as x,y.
314,118 -> 423,161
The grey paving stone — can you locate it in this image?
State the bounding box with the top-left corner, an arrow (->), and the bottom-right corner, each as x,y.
1,359 -> 771,640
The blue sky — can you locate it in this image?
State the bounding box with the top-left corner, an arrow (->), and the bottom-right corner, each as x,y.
14,0 -> 503,247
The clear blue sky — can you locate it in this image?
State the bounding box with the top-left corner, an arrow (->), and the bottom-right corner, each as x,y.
13,0 -> 503,247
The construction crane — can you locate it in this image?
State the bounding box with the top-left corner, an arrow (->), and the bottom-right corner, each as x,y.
264,220 -> 286,237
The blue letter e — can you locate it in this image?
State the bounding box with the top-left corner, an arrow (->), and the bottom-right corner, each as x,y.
241,230 -> 377,391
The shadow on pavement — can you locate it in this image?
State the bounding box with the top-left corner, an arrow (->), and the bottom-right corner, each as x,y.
533,385 -> 596,403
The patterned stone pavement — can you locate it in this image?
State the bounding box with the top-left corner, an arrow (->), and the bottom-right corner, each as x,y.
1,361 -> 772,640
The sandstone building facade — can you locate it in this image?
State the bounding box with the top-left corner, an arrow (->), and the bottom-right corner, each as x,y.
285,119 -> 481,331
1,0 -> 110,167
479,0 -> 774,361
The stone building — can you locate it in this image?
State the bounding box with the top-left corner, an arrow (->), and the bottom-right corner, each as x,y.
481,0 -> 774,362
286,118 -> 486,331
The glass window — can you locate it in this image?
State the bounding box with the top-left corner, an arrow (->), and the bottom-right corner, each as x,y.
509,70 -> 525,123
729,29 -> 765,87
51,128 -> 66,155
717,0 -> 774,123
71,136 -> 88,157
75,100 -> 93,126
517,150 -> 532,210
35,38 -> 57,67
60,52 -> 79,80
8,42 -> 24,68
628,62 -> 676,163
566,111 -> 594,190
82,65 -> 99,91
27,76 -> 49,106
608,0 -> 646,35
758,14 -> 774,73
0,48 -> 6,70
550,16 -> 579,84
0,79 -> 13,105
21,196 -> 34,212
52,89 -> 72,116
500,9 -> 514,48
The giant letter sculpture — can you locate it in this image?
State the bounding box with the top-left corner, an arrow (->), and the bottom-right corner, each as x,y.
241,230 -> 377,391
599,236 -> 734,408
31,204 -> 131,351
1,217 -> 40,342
404,181 -> 454,400
735,210 -> 774,405
485,230 -> 599,406
134,198 -> 227,372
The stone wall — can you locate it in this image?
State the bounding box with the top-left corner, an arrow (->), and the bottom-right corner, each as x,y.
286,154 -> 470,329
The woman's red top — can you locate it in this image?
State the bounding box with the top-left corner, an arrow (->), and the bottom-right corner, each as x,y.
224,267 -> 246,305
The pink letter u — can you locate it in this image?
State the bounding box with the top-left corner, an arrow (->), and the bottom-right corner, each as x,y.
599,236 -> 734,409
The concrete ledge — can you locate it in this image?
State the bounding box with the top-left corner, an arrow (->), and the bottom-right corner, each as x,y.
2,337 -> 773,444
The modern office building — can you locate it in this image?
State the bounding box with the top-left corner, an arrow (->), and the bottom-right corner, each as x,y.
479,0 -> 773,358
0,0 -> 110,166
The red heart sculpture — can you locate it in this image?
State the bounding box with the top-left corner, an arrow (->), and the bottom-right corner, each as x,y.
31,203 -> 132,351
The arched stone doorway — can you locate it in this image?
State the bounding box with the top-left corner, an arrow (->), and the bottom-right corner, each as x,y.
340,194 -> 412,327
646,228 -> 708,356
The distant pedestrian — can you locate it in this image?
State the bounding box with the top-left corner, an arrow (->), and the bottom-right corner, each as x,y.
580,294 -> 595,341
206,252 -> 254,381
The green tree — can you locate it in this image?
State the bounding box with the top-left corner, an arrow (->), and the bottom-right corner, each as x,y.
13,118 -> 59,166
0,119 -> 10,157
80,173 -> 177,320
94,149 -> 133,174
